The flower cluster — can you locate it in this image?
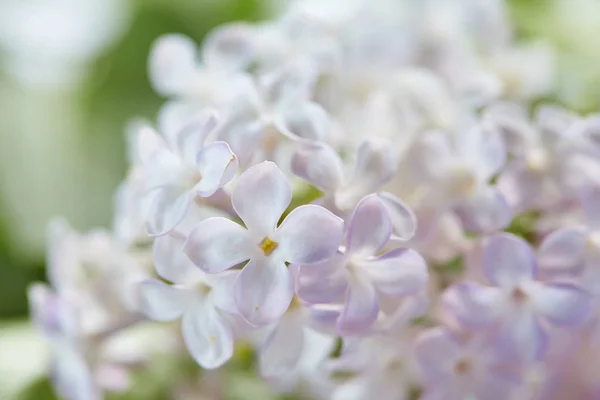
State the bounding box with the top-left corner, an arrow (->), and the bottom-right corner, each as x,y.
30,0 -> 600,399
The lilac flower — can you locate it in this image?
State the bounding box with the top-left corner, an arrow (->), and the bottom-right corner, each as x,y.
183,161 -> 344,326
488,103 -> 592,212
138,234 -> 238,369
443,233 -> 591,362
539,185 -> 600,294
28,284 -> 144,400
46,219 -> 146,317
135,110 -> 238,236
414,327 -> 522,400
297,194 -> 427,335
412,124 -> 511,233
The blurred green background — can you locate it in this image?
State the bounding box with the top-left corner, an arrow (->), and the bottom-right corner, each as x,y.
0,0 -> 599,397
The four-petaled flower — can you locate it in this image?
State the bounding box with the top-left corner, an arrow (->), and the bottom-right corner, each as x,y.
297,194 -> 428,335
184,161 -> 344,326
443,233 -> 591,362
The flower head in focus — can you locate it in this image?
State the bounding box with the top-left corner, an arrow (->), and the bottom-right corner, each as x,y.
184,161 -> 344,326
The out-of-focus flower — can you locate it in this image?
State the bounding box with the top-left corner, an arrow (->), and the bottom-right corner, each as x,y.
414,327 -> 522,400
412,123 -> 511,233
443,233 -> 591,362
489,103 -> 596,212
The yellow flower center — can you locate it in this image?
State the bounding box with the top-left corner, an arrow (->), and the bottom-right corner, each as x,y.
587,232 -> 600,250
259,237 -> 278,256
526,148 -> 548,172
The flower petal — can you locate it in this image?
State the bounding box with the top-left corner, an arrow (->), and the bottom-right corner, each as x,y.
158,101 -> 207,140
218,119 -> 263,168
138,279 -> 190,321
454,186 -> 512,234
342,139 -> 397,200
346,194 -> 392,256
153,235 -> 199,284
132,123 -> 166,165
456,123 -> 506,181
208,270 -> 240,315
538,227 -> 588,272
148,34 -> 197,97
377,192 -> 417,240
173,110 -> 219,164
411,132 -> 454,182
337,277 -> 379,335
259,313 -> 305,377
184,217 -> 252,273
276,101 -> 330,142
291,141 -> 344,193
361,248 -> 428,297
497,160 -> 544,212
232,161 -> 291,236
483,233 -> 537,287
182,302 -> 234,369
28,284 -> 78,337
529,282 -> 591,326
296,252 -> 348,304
202,22 -> 257,70
442,282 -> 502,329
52,345 -> 99,400
492,310 -> 547,363
413,327 -> 461,382
145,187 -> 193,236
234,259 -> 294,326
195,141 -> 238,197
274,205 -> 344,264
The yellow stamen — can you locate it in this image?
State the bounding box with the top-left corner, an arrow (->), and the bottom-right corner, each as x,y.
209,336 -> 216,342
289,296 -> 302,310
259,237 -> 278,256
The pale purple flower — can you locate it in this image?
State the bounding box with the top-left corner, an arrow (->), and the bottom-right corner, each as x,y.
414,327 -> 522,400
297,194 -> 427,335
184,161 -> 344,326
135,110 -> 238,236
28,284 -> 143,400
138,233 -> 239,369
443,233 -> 591,362
489,102 -> 593,212
46,219 -> 147,317
29,285 -> 99,400
539,185 -> 600,294
412,124 -> 511,233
